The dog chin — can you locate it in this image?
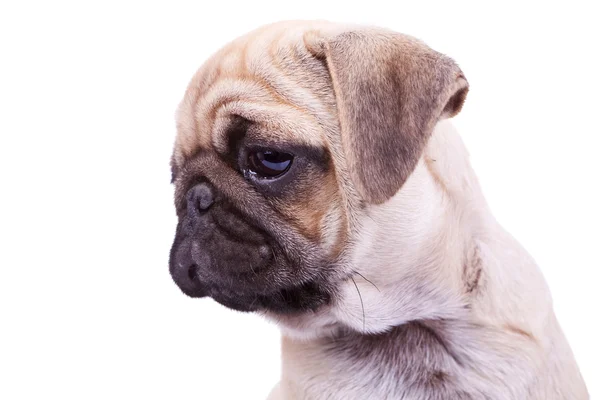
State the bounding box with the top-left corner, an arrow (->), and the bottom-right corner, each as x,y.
204,279 -> 331,315
261,305 -> 343,341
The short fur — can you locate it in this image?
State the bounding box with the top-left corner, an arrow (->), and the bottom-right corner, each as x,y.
169,21 -> 588,399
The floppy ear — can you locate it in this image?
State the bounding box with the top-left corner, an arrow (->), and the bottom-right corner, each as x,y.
305,29 -> 468,204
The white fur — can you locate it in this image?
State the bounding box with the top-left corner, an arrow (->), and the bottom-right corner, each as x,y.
266,120 -> 588,399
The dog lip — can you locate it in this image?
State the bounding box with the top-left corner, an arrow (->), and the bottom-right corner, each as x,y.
175,279 -> 208,298
210,293 -> 259,312
262,281 -> 331,313
206,279 -> 331,313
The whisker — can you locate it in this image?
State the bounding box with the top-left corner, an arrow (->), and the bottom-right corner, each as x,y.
248,295 -> 258,309
249,263 -> 258,278
350,276 -> 366,331
354,271 -> 380,292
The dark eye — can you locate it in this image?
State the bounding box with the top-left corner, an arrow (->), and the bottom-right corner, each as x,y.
247,150 -> 293,178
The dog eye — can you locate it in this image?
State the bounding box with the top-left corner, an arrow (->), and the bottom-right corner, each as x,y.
247,150 -> 293,178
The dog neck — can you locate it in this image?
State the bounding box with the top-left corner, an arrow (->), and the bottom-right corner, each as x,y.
271,121 -> 586,399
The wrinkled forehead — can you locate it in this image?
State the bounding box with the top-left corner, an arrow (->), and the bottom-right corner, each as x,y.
174,21 -> 339,164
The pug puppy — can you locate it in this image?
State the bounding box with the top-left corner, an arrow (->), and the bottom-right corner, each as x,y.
168,21 -> 588,400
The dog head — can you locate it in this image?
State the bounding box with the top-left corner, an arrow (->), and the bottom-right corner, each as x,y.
169,21 -> 468,335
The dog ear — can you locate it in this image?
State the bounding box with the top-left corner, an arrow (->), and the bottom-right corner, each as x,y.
305,29 -> 468,204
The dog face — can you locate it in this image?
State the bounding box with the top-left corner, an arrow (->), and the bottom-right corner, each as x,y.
169,21 -> 468,333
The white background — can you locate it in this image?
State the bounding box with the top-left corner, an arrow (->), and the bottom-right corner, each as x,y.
1,1 -> 598,398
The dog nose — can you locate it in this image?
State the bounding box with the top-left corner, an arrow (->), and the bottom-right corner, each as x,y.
187,182 -> 215,214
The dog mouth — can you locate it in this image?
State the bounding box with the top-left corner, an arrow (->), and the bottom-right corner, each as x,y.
169,188 -> 332,314
185,268 -> 330,313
